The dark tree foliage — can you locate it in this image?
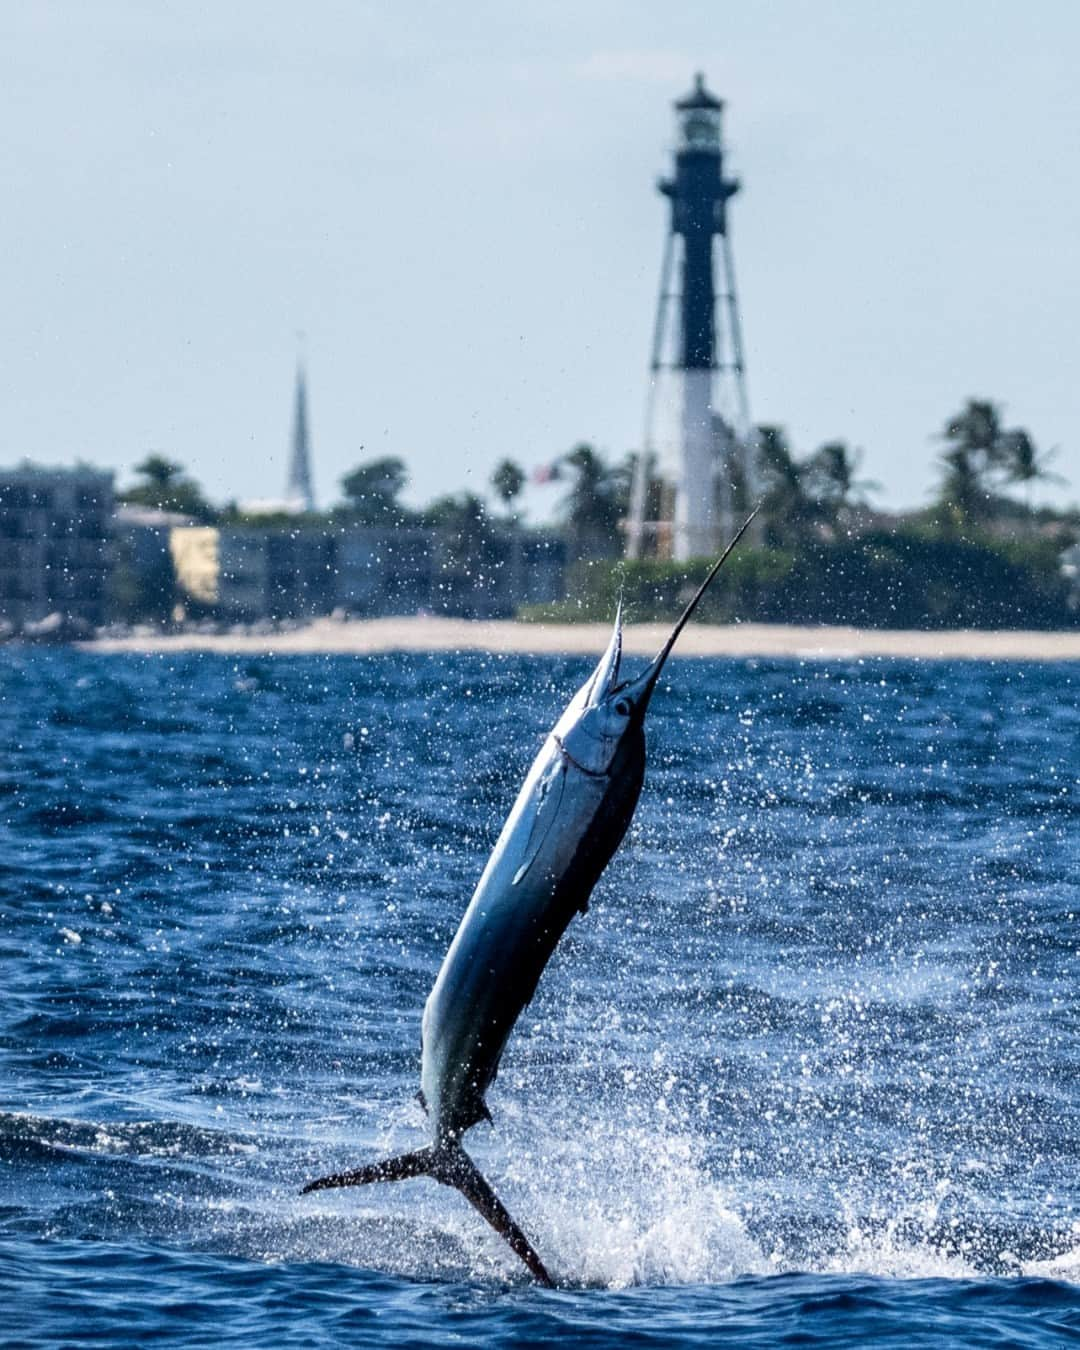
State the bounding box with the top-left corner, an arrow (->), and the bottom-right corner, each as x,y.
420,490 -> 487,536
1000,429 -> 1064,504
559,443 -> 631,558
490,458 -> 526,514
532,530 -> 1075,631
935,399 -> 1053,525
121,455 -> 216,522
752,431 -> 880,546
936,399 -> 1006,522
339,457 -> 411,523
777,531 -> 1072,629
755,426 -> 823,546
803,441 -> 879,514
626,448 -> 664,523
420,492 -> 498,609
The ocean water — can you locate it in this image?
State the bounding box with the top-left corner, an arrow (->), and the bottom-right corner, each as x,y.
1,646 -> 1078,1347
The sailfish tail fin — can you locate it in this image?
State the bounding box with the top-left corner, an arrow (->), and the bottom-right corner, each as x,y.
300,1142 -> 554,1287
430,1144 -> 554,1287
300,1145 -> 436,1193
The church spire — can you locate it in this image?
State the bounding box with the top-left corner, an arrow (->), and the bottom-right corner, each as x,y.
286,363 -> 316,512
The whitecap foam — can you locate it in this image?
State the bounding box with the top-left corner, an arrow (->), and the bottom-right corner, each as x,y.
1022,1244 -> 1080,1284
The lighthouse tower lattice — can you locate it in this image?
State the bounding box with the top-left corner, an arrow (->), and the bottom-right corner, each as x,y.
627,74 -> 755,560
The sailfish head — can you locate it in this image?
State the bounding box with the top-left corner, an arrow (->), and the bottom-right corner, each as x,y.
554,510 -> 758,775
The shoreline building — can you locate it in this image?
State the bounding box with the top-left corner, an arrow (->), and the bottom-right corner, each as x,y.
0,466 -> 114,631
169,357 -> 567,622
331,526 -> 562,619
627,74 -> 756,561
169,521 -> 566,622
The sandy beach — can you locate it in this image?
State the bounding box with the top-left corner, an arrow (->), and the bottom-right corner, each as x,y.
84,616 -> 1080,661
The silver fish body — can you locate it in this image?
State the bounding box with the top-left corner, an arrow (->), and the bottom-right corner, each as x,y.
421,619 -> 644,1141
302,511 -> 758,1286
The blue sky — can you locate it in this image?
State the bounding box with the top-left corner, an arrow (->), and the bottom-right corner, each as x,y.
1,2 -> 1077,517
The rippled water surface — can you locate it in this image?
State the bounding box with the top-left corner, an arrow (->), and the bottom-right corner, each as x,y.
1,648 -> 1078,1346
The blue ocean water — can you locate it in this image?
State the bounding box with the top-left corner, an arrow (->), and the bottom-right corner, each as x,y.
1,647 -> 1078,1348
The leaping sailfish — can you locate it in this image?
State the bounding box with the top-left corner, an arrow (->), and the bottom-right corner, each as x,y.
303,512 -> 758,1284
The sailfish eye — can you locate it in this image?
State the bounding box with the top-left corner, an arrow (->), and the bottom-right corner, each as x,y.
614,699 -> 631,717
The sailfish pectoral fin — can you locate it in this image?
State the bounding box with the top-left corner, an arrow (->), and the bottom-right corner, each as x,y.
513,759 -> 566,886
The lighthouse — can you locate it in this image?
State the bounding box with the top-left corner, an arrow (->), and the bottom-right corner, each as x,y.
627,74 -> 754,560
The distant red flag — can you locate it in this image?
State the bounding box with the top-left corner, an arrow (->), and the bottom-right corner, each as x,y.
531,461 -> 562,485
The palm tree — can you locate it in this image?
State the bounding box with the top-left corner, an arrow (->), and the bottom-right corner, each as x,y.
806,441 -> 879,515
943,400 -> 1003,462
1000,430 -> 1064,511
938,447 -> 986,524
935,399 -> 1065,524
936,399 -> 1009,523
756,426 -> 819,546
490,458 -> 526,518
560,443 -> 627,559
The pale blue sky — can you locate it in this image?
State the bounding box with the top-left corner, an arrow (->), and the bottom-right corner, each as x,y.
2,2 -> 1077,516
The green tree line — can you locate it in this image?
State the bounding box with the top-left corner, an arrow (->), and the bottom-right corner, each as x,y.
119,397 -> 1068,544
118,397 -> 1077,629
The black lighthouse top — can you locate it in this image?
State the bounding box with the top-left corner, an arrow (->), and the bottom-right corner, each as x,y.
659,73 -> 740,370
675,72 -> 724,112
674,72 -> 725,153
660,71 -> 739,234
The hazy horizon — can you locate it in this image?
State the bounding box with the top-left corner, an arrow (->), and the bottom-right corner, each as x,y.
2,2 -> 1078,521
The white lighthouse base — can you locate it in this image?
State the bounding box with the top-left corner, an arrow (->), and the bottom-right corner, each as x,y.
674,369 -> 716,560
